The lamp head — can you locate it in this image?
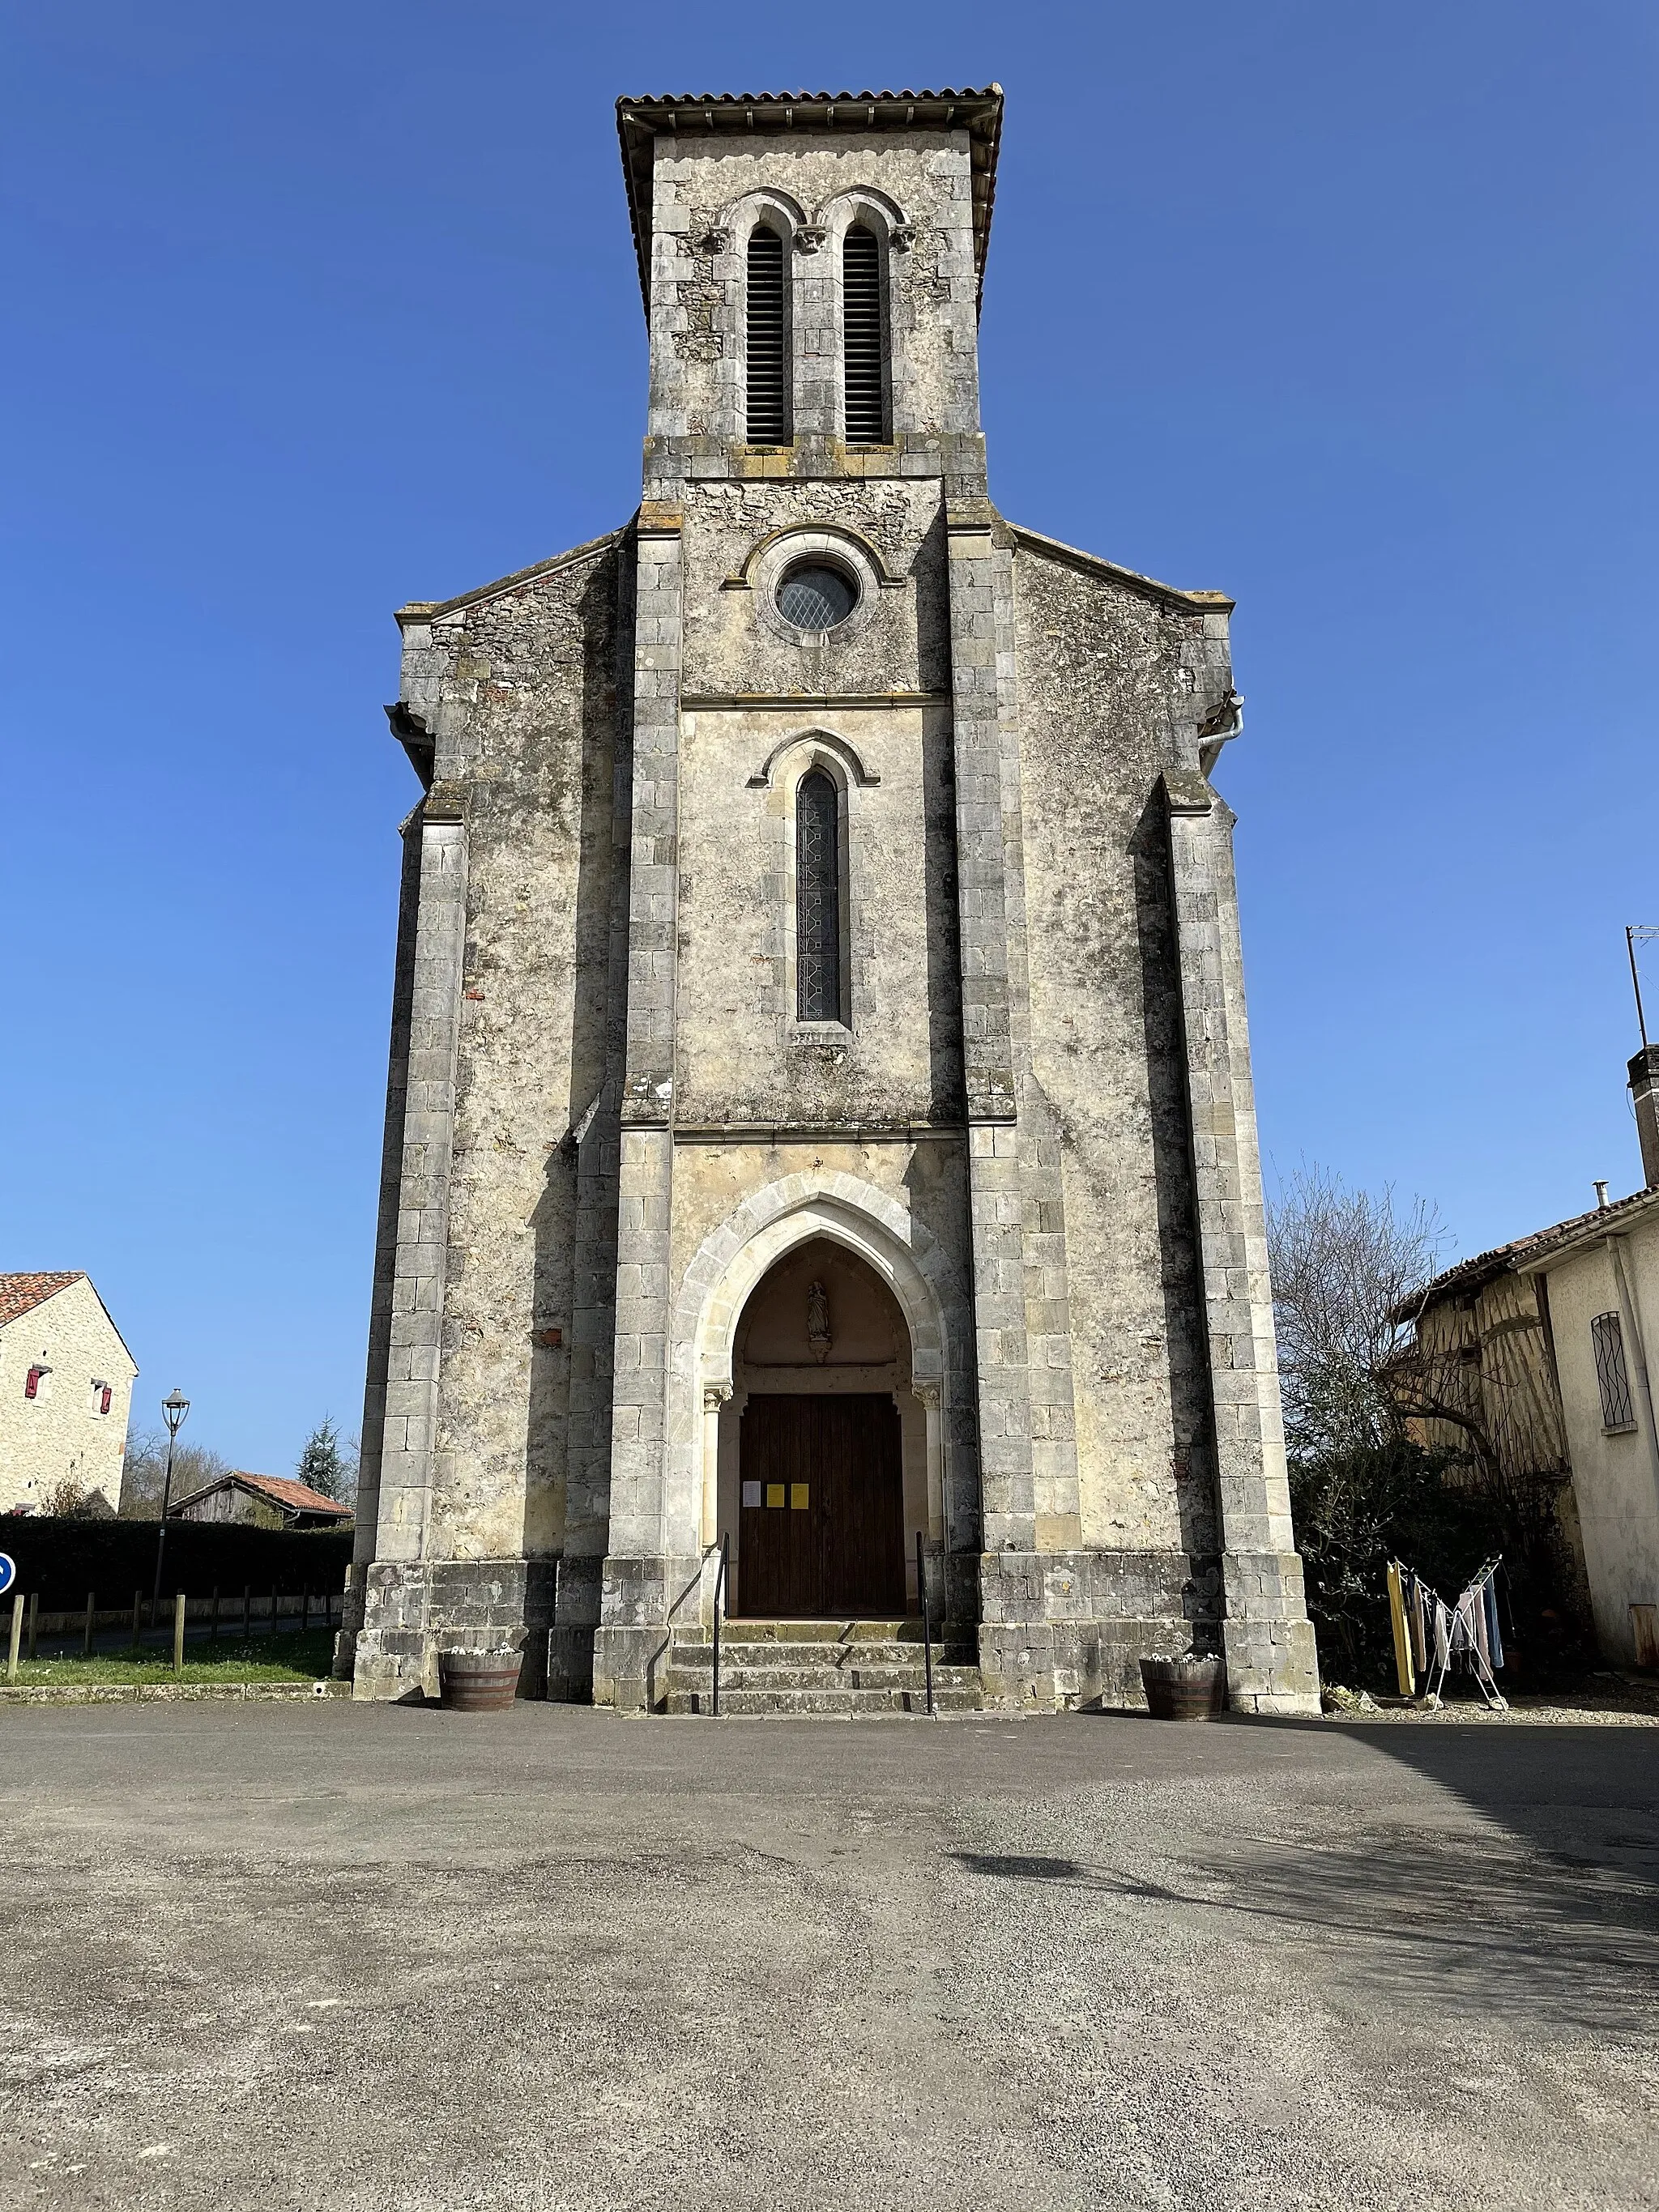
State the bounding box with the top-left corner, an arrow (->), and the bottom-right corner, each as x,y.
162,1387 -> 190,1438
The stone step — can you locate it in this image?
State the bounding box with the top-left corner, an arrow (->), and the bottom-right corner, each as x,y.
662,1684 -> 983,1717
671,1640 -> 977,1670
664,1661 -> 982,1694
711,1619 -> 933,1644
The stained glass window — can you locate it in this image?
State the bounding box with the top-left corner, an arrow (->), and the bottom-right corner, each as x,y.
796,770 -> 842,1022
778,563 -> 856,630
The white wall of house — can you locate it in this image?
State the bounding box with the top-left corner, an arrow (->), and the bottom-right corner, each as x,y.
0,1278 -> 138,1515
1536,1213 -> 1659,1665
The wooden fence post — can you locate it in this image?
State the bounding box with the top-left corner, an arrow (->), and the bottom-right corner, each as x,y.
131,1590 -> 143,1649
26,1592 -> 38,1663
301,1586 -> 310,1634
173,1592 -> 186,1676
211,1586 -> 220,1643
269,1586 -> 278,1639
6,1596 -> 21,1684
242,1585 -> 251,1639
84,1592 -> 95,1658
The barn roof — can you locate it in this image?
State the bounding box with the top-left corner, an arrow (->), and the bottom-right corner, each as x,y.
172,1471 -> 352,1520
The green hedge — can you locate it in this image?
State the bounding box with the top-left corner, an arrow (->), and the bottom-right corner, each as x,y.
0,1517 -> 354,1612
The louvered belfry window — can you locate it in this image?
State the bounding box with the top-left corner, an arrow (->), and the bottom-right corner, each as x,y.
746,226 -> 788,444
796,771 -> 842,1022
842,224 -> 886,443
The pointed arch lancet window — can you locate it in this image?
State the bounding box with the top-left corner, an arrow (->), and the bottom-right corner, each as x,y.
842,224 -> 886,444
746,226 -> 788,444
796,770 -> 842,1022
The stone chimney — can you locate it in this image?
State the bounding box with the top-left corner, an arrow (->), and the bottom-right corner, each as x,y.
1630,1045 -> 1659,1189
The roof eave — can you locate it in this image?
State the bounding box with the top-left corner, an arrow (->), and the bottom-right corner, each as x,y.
394,526 -> 625,629
1516,1190 -> 1659,1275
1006,522 -> 1234,614
615,87 -> 1004,322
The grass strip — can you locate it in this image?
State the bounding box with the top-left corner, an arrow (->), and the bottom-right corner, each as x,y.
8,1630 -> 338,1686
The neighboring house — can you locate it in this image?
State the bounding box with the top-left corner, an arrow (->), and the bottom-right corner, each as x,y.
1520,1191 -> 1659,1667
1394,1045 -> 1659,1667
171,1471 -> 352,1530
0,1272 -> 137,1515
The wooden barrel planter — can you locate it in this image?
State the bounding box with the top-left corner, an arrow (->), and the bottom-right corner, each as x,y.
1140,1654 -> 1226,1720
437,1648 -> 522,1711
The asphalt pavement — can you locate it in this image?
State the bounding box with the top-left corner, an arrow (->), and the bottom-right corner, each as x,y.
2,1703 -> 1655,2210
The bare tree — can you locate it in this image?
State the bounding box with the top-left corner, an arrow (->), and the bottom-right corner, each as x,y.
1266,1163 -> 1448,1462
118,1427 -> 231,1519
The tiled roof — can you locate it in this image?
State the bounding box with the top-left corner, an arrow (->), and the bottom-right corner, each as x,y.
1398,1185 -> 1659,1318
0,1272 -> 83,1328
173,1471 -> 352,1519
616,87 -> 1004,317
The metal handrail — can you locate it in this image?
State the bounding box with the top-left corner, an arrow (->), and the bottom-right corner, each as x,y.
915,1530 -> 936,1718
710,1532 -> 730,1717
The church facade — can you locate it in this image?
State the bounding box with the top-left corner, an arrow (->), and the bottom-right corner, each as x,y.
339,87 -> 1320,1717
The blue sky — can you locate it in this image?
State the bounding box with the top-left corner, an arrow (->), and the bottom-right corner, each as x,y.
5,3 -> 1654,1473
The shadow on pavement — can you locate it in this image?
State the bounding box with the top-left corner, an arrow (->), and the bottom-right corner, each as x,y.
950,1724 -> 1659,2031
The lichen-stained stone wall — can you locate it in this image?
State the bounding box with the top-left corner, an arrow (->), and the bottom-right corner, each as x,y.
644,130 -> 981,465
396,538 -> 628,1569
674,702 -> 961,1127
1012,541 -> 1227,1563
680,480 -> 946,699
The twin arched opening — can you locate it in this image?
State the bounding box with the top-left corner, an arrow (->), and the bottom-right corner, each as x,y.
743,215 -> 891,446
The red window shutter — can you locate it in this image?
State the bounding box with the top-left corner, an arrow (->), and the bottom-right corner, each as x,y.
24,1367 -> 41,1400
100,1385 -> 113,1415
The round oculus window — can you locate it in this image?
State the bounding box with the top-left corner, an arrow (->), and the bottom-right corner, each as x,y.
775,561 -> 858,631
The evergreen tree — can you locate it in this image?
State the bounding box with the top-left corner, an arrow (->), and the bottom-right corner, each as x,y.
296,1417 -> 355,1504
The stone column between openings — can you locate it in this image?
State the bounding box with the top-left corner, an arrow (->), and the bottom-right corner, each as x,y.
1163,767 -> 1320,1716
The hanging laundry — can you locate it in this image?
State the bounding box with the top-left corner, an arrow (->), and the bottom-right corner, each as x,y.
1478,1583 -> 1503,1663
1387,1558 -> 1508,1711
1388,1562 -> 1416,1696
1407,1571 -> 1429,1675
1483,1575 -> 1505,1670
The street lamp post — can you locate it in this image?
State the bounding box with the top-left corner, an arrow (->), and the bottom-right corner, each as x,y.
151,1388 -> 190,1622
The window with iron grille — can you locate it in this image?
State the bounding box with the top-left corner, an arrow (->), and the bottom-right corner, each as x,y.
1592,1310 -> 1636,1430
746,227 -> 788,444
842,224 -> 886,443
796,770 -> 842,1022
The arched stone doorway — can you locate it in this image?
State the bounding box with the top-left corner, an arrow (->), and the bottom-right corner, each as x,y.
718,1237 -> 927,1617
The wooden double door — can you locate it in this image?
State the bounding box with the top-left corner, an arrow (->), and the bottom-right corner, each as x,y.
738,1393 -> 906,1618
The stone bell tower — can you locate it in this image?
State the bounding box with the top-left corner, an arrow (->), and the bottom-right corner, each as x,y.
342,88 -> 1320,1720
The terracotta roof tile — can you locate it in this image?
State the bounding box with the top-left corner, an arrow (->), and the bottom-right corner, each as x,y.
0,1272 -> 84,1328
1399,1185 -> 1659,1317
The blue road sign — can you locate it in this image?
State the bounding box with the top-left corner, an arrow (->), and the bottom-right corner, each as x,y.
0,1554 -> 15,1598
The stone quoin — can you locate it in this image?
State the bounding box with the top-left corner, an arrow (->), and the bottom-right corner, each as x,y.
336,87 -> 1320,1717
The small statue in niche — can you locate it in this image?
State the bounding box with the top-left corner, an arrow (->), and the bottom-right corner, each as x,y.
806,1279 -> 832,1364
